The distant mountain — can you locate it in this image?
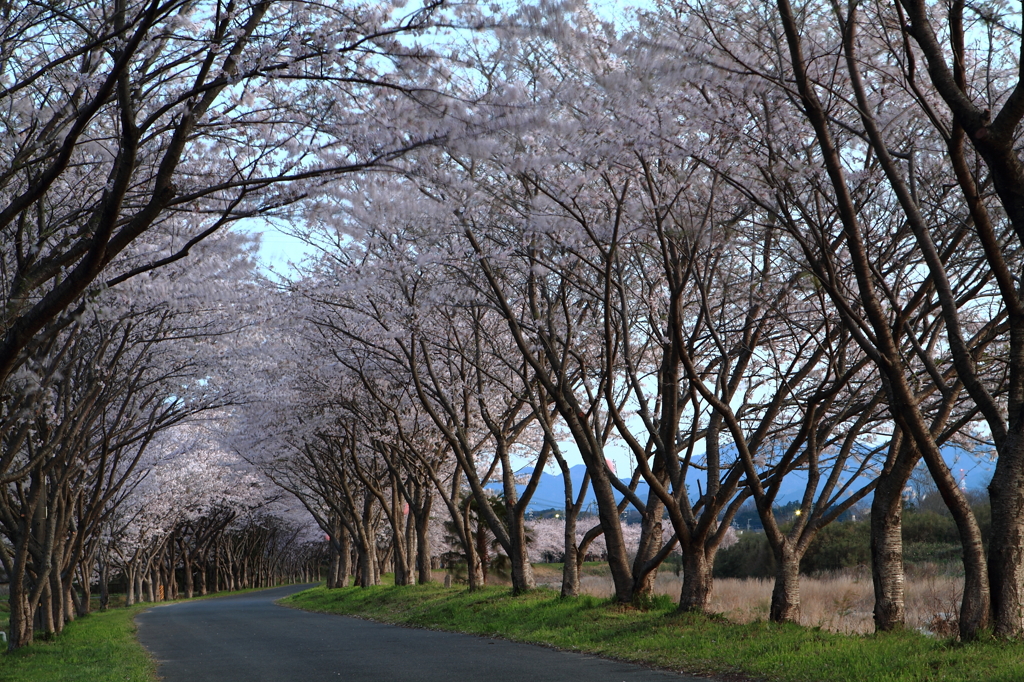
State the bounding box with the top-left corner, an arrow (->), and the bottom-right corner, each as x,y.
487,465 -> 649,513
486,444 -> 995,513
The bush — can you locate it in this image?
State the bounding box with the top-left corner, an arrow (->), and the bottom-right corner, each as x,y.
713,531 -> 775,579
801,520 -> 871,574
901,510 -> 958,545
713,508 -> 980,580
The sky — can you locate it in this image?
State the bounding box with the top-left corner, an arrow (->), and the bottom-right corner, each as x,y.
241,224 -> 313,274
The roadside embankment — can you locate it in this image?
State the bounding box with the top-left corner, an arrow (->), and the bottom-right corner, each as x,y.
0,606 -> 155,682
282,584 -> 1024,682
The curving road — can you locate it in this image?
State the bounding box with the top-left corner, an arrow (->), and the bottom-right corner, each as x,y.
135,584 -> 709,682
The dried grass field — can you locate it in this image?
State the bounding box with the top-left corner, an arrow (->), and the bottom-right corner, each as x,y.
532,565 -> 963,636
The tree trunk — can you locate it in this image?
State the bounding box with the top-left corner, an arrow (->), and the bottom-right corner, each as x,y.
678,548 -> 712,613
770,543 -> 801,623
508,512 -> 535,594
988,432 -> 1024,637
872,504 -> 907,631
14,470 -> 48,645
356,542 -> 375,587
50,568 -> 66,634
214,553 -> 223,594
587,459 -> 634,603
871,440 -> 918,631
632,493 -> 665,599
405,505 -> 417,585
919,441 -> 990,639
99,555 -> 110,611
67,577 -> 80,622
164,549 -> 175,600
181,555 -> 193,599
135,563 -> 144,603
392,533 -> 411,587
388,488 -> 412,587
197,558 -> 208,596
77,562 -> 91,616
40,581 -> 54,637
8,573 -> 34,649
328,546 -> 341,589
415,510 -> 432,585
50,565 -> 67,630
562,513 -> 580,598
476,520 -> 490,585
125,565 -> 136,606
459,505 -> 483,591
338,527 -> 352,588
224,552 -> 235,592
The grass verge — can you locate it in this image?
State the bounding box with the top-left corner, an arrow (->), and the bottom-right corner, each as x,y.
0,606 -> 156,682
0,586 -> 288,681
282,584 -> 1024,682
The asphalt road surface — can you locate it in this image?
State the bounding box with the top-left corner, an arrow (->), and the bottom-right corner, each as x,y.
136,584 -> 710,682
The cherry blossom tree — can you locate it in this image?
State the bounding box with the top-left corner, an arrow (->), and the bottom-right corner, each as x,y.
11,0 -> 1024,651
1,227 -> 274,647
0,0 -> 467,394
675,0 -> 1007,636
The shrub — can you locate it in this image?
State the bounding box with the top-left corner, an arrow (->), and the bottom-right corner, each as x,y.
901,510 -> 959,545
802,520 -> 871,573
713,531 -> 775,579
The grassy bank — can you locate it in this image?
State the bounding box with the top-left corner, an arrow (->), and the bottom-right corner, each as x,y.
282,584 -> 1024,682
0,606 -> 155,682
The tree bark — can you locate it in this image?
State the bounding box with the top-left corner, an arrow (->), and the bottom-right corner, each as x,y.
770,543 -> 801,623
916,431 -> 990,639
328,543 -> 341,589
678,549 -> 713,612
99,554 -> 110,611
197,560 -> 208,596
338,527 -> 352,588
183,555 -> 194,599
414,507 -> 432,585
125,565 -> 136,606
871,439 -> 919,631
464,506 -> 484,591
588,460 -> 634,603
49,569 -> 65,633
507,511 -> 535,594
40,581 -> 54,637
8,573 -> 33,649
561,513 -> 581,598
356,541 -> 378,587
988,432 -> 1024,636
632,493 -> 665,599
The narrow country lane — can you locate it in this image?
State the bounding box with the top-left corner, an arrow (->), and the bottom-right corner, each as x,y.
135,585 -> 710,682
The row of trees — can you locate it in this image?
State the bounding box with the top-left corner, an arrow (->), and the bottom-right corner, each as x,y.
236,0 -> 1024,644
0,228 -> 328,647
8,0 -> 1024,651
0,0 -> 474,650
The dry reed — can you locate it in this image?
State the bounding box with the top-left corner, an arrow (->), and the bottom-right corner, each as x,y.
544,567 -> 963,635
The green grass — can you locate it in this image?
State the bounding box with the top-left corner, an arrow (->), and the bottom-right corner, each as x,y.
0,606 -> 156,682
282,584 -> 1024,682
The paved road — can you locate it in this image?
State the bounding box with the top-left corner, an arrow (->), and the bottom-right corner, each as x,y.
136,584 -> 709,682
